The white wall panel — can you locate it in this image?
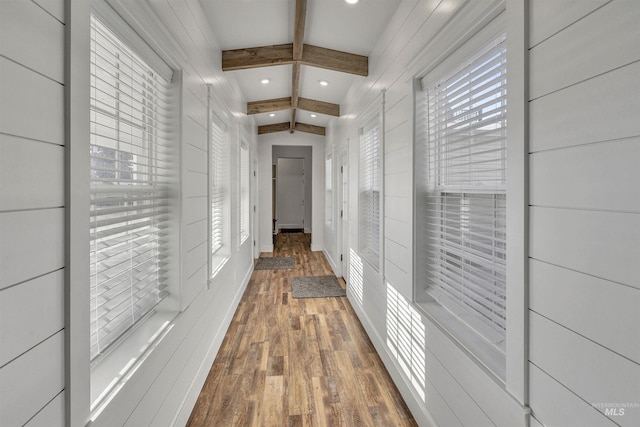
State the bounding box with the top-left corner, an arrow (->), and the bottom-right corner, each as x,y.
529,0 -> 609,47
385,172 -> 411,198
184,143 -> 208,174
24,392 -> 65,427
385,195 -> 410,223
0,208 -> 64,290
529,363 -> 616,427
530,259 -> 640,363
530,137 -> 640,212
384,118 -> 411,154
0,270 -> 64,366
384,216 -> 411,247
184,196 -> 208,225
0,331 -> 64,427
184,116 -> 208,152
0,0 -> 64,83
530,206 -> 640,288
183,170 -> 208,199
385,94 -> 411,133
184,241 -> 207,280
0,135 -> 64,211
185,219 -> 207,252
0,57 -> 64,144
530,313 -> 640,426
385,146 -> 410,175
530,61 -> 640,152
530,0 -> 640,99
31,0 -> 65,23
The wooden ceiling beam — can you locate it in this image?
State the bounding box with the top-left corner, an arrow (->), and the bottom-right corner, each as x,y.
222,44 -> 294,71
293,0 -> 307,61
258,121 -> 326,136
258,122 -> 291,135
247,97 -> 292,115
301,44 -> 368,76
294,122 -> 326,136
298,97 -> 340,117
222,44 -> 367,77
290,62 -> 301,132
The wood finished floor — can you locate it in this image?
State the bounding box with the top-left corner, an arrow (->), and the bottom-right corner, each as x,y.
187,233 -> 417,427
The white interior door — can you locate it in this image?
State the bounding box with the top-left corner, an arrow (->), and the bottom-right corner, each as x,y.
252,157 -> 259,258
276,157 -> 305,230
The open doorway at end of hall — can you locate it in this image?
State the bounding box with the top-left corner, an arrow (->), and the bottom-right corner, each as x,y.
272,145 -> 312,241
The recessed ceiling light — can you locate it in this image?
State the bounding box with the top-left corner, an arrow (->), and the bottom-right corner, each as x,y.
310,113 -> 317,118
260,78 -> 271,84
319,80 -> 329,86
269,113 -> 276,117
345,0 -> 359,4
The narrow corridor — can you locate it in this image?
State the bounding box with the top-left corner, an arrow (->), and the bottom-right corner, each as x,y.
187,233 -> 417,426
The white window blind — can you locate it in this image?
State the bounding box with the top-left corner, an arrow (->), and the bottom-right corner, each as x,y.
210,119 -> 226,260
90,15 -> 173,361
419,35 -> 507,349
326,155 -> 333,229
239,144 -> 250,243
358,116 -> 382,269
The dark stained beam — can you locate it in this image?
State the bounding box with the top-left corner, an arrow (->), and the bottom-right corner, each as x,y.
247,97 -> 292,115
290,62 -> 301,131
293,0 -> 307,61
258,121 -> 326,136
222,44 -> 294,71
298,97 -> 340,117
258,122 -> 291,135
301,44 -> 368,76
294,122 -> 326,136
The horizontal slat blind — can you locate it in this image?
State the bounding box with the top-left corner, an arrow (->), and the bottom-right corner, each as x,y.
359,116 -> 382,269
210,120 -> 226,258
420,36 -> 507,349
239,144 -> 249,243
90,15 -> 172,360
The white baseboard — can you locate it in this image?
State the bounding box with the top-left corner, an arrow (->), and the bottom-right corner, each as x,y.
323,249 -> 339,277
172,263 -> 254,426
311,243 -> 322,252
260,244 -> 274,253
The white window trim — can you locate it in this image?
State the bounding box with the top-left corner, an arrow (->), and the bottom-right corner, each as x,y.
413,11 -> 518,383
357,94 -> 385,272
208,86 -> 230,280
87,4 -> 180,418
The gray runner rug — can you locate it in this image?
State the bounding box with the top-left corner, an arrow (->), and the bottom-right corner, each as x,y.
291,275 -> 346,298
254,256 -> 295,270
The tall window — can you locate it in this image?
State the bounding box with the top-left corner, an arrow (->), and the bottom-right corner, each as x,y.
325,154 -> 333,230
359,114 -> 382,270
416,35 -> 507,353
210,117 -> 227,272
89,15 -> 173,360
239,143 -> 250,243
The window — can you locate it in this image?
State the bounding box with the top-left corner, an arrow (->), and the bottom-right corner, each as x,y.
359,113 -> 382,270
415,35 -> 507,358
89,15 -> 173,361
239,143 -> 250,243
210,115 -> 228,273
326,154 -> 333,229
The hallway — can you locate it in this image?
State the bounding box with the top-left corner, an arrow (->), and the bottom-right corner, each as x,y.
187,233 -> 417,426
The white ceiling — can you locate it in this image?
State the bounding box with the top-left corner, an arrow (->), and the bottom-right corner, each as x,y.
199,0 -> 401,128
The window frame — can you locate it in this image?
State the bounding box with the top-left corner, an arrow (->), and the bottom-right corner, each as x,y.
358,101 -> 384,271
87,4 -> 179,418
413,13 -> 514,381
208,87 -> 230,278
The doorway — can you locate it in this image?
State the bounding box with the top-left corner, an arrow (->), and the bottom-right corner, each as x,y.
276,157 -> 305,231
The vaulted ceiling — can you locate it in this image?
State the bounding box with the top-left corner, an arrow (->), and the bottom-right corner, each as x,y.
200,0 -> 401,135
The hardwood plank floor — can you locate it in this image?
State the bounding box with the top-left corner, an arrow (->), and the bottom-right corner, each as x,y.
187,233 -> 417,426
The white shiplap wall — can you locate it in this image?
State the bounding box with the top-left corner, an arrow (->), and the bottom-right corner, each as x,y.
0,0 -> 67,426
327,0 -> 525,425
528,1 -> 640,426
2,0 -> 258,425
